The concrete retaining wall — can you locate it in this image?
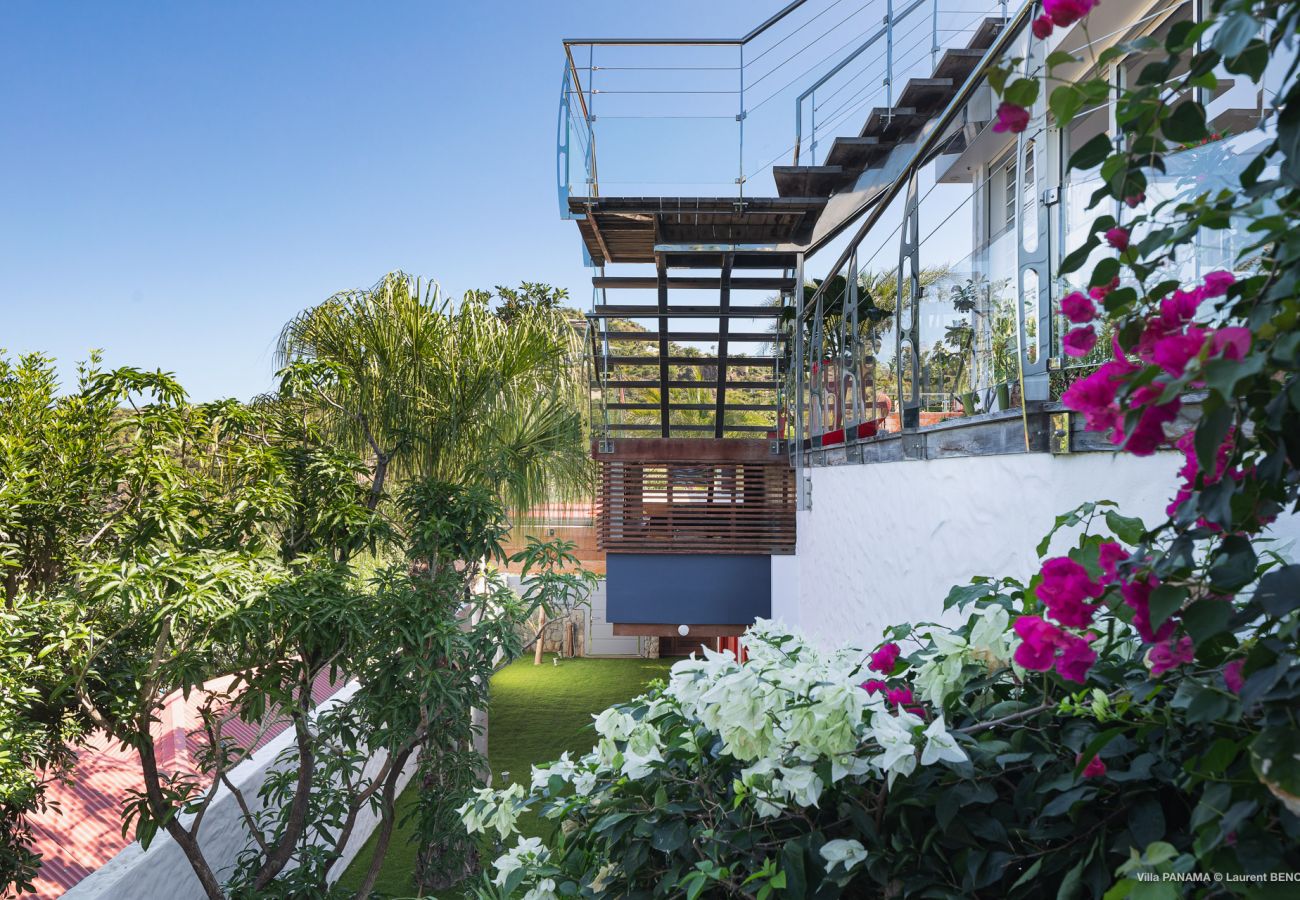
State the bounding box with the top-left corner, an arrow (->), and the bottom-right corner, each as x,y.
773,451 -> 1300,650
64,682 -> 417,899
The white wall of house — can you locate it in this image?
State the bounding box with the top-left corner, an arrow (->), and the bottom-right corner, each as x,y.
64,682 -> 417,900
779,451 -> 1300,652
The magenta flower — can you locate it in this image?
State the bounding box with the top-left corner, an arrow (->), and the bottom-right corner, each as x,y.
868,641 -> 901,674
884,686 -> 915,708
1044,0 -> 1097,27
1209,327 -> 1251,360
1158,289 -> 1202,328
1150,325 -> 1207,376
1055,633 -> 1098,682
1063,325 -> 1098,357
1147,635 -> 1194,676
1037,557 -> 1103,628
860,678 -> 888,695
1077,753 -> 1107,779
1060,291 -> 1097,324
1124,192 -> 1146,208
992,102 -> 1030,134
1032,14 -> 1055,39
1104,226 -> 1130,251
1013,615 -> 1064,671
1098,541 -> 1128,584
1202,270 -> 1235,297
1223,659 -> 1245,694
1110,385 -> 1179,456
1121,574 -> 1176,643
1061,358 -> 1135,432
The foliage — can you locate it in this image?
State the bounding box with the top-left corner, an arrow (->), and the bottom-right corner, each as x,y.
277,271 -> 589,514
460,1 -> 1300,896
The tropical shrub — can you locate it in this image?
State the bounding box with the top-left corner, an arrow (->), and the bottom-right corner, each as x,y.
459,0 -> 1300,895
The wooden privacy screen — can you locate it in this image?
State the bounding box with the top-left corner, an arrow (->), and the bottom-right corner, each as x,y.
596,460 -> 796,554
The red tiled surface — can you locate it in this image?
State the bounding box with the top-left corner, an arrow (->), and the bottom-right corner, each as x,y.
28,670 -> 345,898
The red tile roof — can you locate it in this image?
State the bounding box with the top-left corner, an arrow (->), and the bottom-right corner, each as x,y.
28,670 -> 346,898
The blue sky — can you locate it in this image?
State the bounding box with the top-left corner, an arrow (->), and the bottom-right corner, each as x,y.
1,0 -> 782,401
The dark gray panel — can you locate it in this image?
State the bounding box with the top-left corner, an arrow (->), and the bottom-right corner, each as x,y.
606,554 -> 771,625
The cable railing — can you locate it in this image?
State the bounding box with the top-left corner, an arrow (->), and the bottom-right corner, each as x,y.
787,0 -> 1281,490
556,0 -> 1014,213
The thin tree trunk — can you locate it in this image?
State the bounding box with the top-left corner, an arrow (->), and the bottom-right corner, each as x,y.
533,607 -> 547,665
353,746 -> 413,900
137,740 -> 226,900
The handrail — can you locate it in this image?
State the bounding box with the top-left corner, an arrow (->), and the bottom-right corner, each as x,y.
791,0 -> 929,165
800,0 -> 1035,315
562,0 -> 810,49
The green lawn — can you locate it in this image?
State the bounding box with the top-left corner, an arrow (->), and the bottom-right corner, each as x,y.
337,655 -> 675,898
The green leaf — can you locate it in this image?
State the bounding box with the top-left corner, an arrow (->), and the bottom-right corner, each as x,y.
1050,85 -> 1085,126
1090,257 -> 1119,289
1069,133 -> 1113,171
1201,352 -> 1265,398
1148,585 -> 1187,632
1213,11 -> 1260,58
1183,598 -> 1232,644
1046,50 -> 1080,68
1254,564 -> 1300,617
1250,727 -> 1300,813
1004,77 -> 1041,108
1207,536 -> 1258,593
1104,510 -> 1145,545
1162,100 -> 1208,144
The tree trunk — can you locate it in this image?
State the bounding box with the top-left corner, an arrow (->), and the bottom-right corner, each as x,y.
353,746 -> 413,900
533,607 -> 547,665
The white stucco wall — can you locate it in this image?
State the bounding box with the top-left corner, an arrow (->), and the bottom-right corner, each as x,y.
785,452 -> 1300,651
64,682 -> 418,900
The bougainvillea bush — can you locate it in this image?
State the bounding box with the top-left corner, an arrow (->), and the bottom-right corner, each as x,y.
459,0 -> 1300,896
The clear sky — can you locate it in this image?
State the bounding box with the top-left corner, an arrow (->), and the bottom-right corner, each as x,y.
1,0 -> 786,401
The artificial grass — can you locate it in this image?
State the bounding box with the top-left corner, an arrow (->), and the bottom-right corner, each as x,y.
337,654 -> 675,898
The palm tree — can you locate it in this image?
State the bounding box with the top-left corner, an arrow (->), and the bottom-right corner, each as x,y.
276,272 -> 589,513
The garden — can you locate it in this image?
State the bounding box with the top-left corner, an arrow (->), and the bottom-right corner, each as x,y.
3,0 -> 1300,897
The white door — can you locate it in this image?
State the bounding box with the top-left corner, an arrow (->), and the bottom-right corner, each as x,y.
586,579 -> 642,657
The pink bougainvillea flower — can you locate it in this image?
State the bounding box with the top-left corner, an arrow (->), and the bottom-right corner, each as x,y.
1055,633 -> 1098,682
992,102 -> 1030,134
1098,541 -> 1128,584
1209,327 -> 1251,360
1223,659 -> 1246,694
860,678 -> 887,695
1063,325 -> 1098,357
1061,291 -> 1097,324
1147,635 -> 1195,676
1110,385 -> 1180,456
1105,226 -> 1130,251
1077,753 -> 1108,779
883,686 -> 915,707
1121,574 -> 1176,643
1044,0 -> 1097,28
1158,289 -> 1202,330
868,641 -> 901,674
1038,558 -> 1104,628
1032,14 -> 1055,39
1013,615 -> 1063,671
1151,325 -> 1207,376
1202,270 -> 1236,297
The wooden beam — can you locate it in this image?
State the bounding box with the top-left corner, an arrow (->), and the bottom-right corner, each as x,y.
714,254 -> 733,438
612,623 -> 748,638
592,437 -> 784,463
602,330 -> 784,342
592,304 -> 782,318
593,276 -> 794,291
656,257 -> 670,438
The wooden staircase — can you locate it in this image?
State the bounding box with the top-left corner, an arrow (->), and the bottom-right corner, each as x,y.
772,17 -> 1006,198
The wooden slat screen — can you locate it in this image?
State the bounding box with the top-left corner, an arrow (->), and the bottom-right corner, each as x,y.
597,460 -> 795,554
